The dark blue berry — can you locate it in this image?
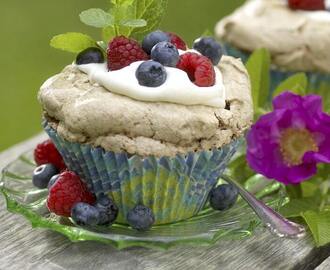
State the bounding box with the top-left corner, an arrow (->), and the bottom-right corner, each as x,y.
127,205 -> 155,231
209,184 -> 238,211
71,202 -> 100,226
32,164 -> 59,189
76,47 -> 104,65
193,37 -> 223,65
136,61 -> 167,87
47,174 -> 60,190
151,41 -> 179,67
95,194 -> 118,225
142,30 -> 170,55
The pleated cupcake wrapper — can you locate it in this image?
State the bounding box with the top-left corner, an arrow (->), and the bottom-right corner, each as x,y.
44,122 -> 239,225
224,43 -> 330,93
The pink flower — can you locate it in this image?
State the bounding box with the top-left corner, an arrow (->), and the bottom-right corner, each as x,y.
247,91 -> 330,185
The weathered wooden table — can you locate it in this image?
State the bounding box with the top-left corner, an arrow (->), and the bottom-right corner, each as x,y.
1,134 -> 330,270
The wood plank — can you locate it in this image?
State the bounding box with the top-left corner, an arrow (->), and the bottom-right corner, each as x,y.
316,257 -> 330,270
1,134 -> 330,270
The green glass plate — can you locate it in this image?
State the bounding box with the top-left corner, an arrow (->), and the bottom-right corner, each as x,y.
0,150 -> 286,250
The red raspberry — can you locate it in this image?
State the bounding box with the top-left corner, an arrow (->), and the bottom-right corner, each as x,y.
288,0 -> 325,10
34,139 -> 66,171
107,36 -> 149,71
176,52 -> 215,87
167,32 -> 187,51
47,171 -> 95,217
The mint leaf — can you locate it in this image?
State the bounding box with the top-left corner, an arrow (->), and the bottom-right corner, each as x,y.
120,19 -> 147,27
246,48 -> 271,112
273,73 -> 307,98
302,211 -> 330,247
50,32 -> 96,53
129,0 -> 168,41
80,8 -> 114,28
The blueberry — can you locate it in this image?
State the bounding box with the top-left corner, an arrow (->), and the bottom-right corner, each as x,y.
95,194 -> 118,225
76,47 -> 104,65
71,202 -> 100,226
127,205 -> 155,231
209,184 -> 239,211
32,164 -> 59,189
151,41 -> 179,67
193,37 -> 223,65
142,30 -> 170,54
47,174 -> 60,190
136,61 -> 167,87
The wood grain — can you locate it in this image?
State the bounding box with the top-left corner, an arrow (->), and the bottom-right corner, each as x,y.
1,134 -> 330,270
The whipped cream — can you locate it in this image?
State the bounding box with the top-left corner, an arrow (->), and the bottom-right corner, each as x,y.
245,0 -> 330,22
77,54 -> 226,108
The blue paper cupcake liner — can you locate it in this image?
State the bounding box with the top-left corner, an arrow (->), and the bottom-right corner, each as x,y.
44,123 -> 239,225
224,44 -> 330,93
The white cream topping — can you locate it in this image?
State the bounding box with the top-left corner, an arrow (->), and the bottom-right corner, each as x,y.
77,58 -> 226,108
245,0 -> 330,22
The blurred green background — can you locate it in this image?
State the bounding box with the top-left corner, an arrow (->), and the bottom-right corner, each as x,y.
0,0 -> 243,151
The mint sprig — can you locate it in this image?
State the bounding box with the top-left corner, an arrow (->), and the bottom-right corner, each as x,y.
50,0 -> 168,53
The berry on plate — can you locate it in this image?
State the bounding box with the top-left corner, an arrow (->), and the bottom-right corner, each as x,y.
288,0 -> 325,10
107,36 -> 149,71
127,205 -> 155,231
71,202 -> 100,227
34,139 -> 66,171
151,41 -> 179,67
76,47 -> 104,65
193,37 -> 223,65
95,194 -> 118,225
47,171 -> 95,217
177,52 -> 215,87
209,184 -> 239,211
32,164 -> 58,189
136,61 -> 167,87
142,30 -> 170,54
167,32 -> 187,51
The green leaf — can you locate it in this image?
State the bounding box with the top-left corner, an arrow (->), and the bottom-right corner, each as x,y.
246,48 -> 271,112
302,210 -> 330,247
273,73 -> 307,98
279,196 -> 321,218
80,8 -> 114,28
226,154 -> 255,184
120,19 -> 147,28
312,81 -> 330,113
129,0 -> 169,41
50,32 -> 96,53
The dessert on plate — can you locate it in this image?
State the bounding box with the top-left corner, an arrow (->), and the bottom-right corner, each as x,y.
216,0 -> 330,90
34,2 -> 253,230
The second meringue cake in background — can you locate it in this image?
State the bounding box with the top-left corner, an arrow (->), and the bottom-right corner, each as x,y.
216,0 -> 330,91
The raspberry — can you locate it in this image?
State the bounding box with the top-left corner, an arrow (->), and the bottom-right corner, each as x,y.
47,171 -> 95,217
288,0 -> 325,10
107,36 -> 149,71
176,52 -> 215,87
34,139 -> 66,171
167,32 -> 187,51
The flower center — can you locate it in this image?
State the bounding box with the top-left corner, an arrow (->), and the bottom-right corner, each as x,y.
279,128 -> 318,167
